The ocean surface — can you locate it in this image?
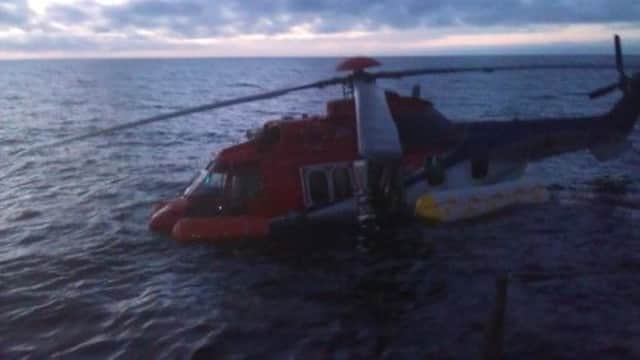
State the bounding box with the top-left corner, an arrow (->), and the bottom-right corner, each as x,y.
1,56 -> 639,359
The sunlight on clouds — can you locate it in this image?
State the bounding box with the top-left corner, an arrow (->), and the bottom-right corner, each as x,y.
28,0 -> 65,15
120,23 -> 640,57
28,0 -> 125,14
420,25 -> 640,48
1,1 -> 638,58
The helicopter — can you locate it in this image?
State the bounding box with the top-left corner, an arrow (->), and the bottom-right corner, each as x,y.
27,35 -> 640,243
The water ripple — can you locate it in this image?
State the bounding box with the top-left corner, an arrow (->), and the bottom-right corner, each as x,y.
1,57 -> 639,359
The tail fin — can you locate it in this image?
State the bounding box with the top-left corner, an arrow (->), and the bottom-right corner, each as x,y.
587,36 -> 640,161
590,72 -> 640,161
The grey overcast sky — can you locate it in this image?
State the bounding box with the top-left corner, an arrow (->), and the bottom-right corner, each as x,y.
1,0 -> 639,59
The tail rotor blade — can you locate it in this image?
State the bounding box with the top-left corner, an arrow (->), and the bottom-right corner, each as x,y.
588,35 -> 628,99
589,82 -> 619,99
615,34 -> 625,76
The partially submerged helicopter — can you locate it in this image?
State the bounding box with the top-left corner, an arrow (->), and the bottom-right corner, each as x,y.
31,35 -> 640,243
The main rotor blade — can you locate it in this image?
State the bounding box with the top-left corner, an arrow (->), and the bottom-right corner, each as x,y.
371,64 -> 620,80
25,76 -> 348,154
353,78 -> 402,160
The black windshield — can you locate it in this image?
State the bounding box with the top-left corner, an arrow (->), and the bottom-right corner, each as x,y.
184,170 -> 225,197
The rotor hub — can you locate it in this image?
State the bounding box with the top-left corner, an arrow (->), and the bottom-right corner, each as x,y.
336,57 -> 381,72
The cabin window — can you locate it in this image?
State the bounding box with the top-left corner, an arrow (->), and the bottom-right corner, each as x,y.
308,170 -> 330,205
471,158 -> 489,179
303,162 -> 354,208
332,167 -> 353,200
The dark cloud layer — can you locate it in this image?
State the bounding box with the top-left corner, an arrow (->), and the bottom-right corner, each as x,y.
1,0 -> 639,55
93,0 -> 640,36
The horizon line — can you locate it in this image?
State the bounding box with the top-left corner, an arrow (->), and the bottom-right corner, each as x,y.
2,52 -> 639,62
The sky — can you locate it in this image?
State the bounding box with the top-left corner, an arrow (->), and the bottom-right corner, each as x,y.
1,0 -> 639,59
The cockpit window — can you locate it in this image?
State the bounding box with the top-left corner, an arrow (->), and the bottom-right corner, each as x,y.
184,170 -> 226,196
230,174 -> 262,212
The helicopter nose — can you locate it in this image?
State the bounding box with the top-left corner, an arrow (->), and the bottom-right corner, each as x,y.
149,197 -> 188,234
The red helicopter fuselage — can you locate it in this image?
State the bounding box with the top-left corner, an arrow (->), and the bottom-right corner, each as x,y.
149,92 -> 450,242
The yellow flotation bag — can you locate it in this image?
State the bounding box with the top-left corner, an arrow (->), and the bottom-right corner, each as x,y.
415,180 -> 549,223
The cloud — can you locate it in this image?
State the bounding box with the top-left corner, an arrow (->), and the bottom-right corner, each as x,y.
95,0 -> 640,36
0,0 -> 32,28
101,1 -> 211,35
0,0 -> 639,57
46,3 -> 92,24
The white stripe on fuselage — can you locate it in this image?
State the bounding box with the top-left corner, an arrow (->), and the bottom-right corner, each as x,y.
302,160 -> 529,224
405,160 -> 527,207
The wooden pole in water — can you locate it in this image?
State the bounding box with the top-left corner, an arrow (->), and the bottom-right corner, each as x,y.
483,275 -> 509,360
